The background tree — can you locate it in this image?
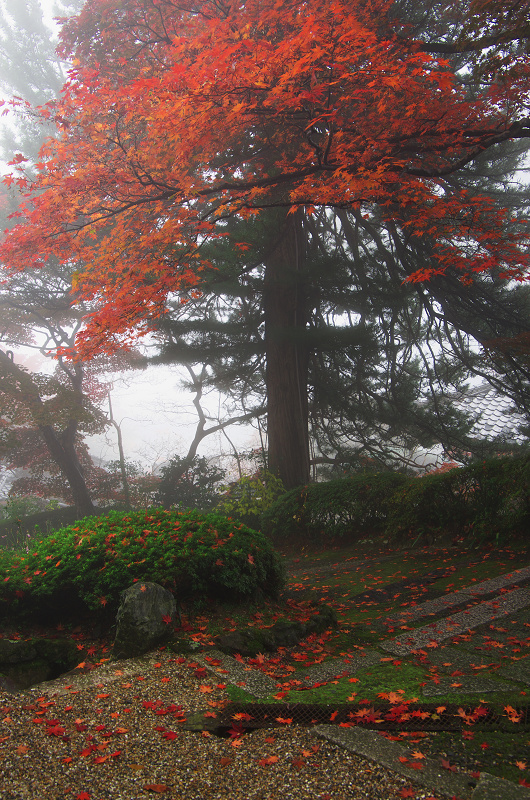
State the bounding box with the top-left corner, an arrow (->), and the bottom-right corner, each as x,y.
1,0 -> 529,489
154,455 -> 225,511
0,0 -> 145,513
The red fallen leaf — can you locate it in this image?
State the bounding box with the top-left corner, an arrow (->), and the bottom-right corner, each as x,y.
162,615 -> 172,625
292,757 -> 306,769
398,756 -> 409,764
410,761 -> 423,770
440,758 -> 457,772
276,717 -> 293,724
162,731 -> 178,740
258,755 -> 279,766
219,757 -> 233,767
143,785 -> 169,793
46,724 -> 66,737
77,793 -> 91,800
96,693 -> 110,699
93,755 -> 110,764
330,710 -> 338,721
264,736 -> 276,744
519,778 -> 530,787
397,789 -> 415,798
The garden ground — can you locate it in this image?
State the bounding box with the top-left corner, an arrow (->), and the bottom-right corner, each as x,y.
1,538 -> 530,799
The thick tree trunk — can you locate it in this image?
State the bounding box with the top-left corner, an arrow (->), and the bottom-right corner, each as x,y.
263,211 -> 311,489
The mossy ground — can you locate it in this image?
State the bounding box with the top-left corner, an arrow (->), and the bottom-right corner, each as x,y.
2,533 -> 529,786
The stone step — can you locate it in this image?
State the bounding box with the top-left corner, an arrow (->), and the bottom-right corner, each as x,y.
381,588 -> 530,656
381,565 -> 530,628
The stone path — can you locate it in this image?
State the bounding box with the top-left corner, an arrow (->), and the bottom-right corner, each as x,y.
196,563 -> 530,800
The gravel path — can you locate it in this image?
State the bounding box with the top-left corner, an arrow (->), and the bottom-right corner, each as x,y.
0,651 -> 450,800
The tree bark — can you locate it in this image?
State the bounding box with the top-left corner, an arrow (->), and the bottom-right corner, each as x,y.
263,210 -> 311,488
0,348 -> 96,517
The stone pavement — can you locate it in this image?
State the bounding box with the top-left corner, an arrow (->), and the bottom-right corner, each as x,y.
196,563 -> 530,800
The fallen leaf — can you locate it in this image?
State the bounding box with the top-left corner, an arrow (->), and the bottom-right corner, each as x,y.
143,785 -> 169,793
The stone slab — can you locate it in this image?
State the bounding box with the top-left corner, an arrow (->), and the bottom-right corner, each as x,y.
383,566 -> 530,627
195,648 -> 278,699
315,725 -> 475,799
471,773 -> 530,799
499,656 -> 530,685
295,649 -> 382,686
381,589 -> 530,655
424,646 -> 498,672
422,676 -> 517,697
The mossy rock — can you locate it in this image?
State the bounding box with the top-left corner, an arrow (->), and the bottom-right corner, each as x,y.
212,605 -> 338,657
0,637 -> 80,691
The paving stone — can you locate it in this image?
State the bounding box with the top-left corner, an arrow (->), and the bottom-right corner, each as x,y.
498,655 -> 530,685
422,676 -> 517,697
423,645 -> 499,673
315,725 -> 475,799
195,648 -> 278,699
381,589 -> 530,655
296,650 -> 382,686
382,566 -> 530,628
471,773 -> 530,799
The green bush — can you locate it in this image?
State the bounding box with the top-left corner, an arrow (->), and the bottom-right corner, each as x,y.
386,455 -> 530,545
216,469 -> 285,529
261,472 -> 410,542
0,508 -> 285,623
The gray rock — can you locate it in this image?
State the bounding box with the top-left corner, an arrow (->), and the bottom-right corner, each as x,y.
0,639 -> 38,664
0,637 -> 79,691
113,582 -> 177,659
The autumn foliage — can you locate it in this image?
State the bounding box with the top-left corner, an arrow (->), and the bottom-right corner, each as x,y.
0,0 -> 529,354
0,508 -> 285,622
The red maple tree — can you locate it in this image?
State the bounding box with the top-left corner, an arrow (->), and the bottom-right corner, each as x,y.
1,0 -> 529,485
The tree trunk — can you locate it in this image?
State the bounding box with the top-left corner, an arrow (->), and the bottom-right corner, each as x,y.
263,210 -> 311,488
0,348 -> 96,518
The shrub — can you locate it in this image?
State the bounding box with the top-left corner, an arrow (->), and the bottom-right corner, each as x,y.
261,472 -> 410,542
216,469 -> 286,529
0,508 -> 285,624
154,455 -> 225,510
386,455 -> 530,545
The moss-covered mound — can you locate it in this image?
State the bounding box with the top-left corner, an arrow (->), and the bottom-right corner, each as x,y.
0,508 -> 285,623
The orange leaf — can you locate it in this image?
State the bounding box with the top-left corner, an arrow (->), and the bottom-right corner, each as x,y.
143,785 -> 169,793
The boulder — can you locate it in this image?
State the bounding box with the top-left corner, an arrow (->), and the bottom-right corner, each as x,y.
0,637 -> 80,691
213,604 -> 338,657
113,582 -> 177,659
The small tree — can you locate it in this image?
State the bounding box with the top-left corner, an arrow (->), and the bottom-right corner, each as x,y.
154,455 -> 225,511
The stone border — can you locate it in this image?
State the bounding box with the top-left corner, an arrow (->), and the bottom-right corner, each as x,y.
314,726 -> 530,800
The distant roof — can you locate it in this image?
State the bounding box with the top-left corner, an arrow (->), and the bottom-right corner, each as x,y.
455,384 -> 528,445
